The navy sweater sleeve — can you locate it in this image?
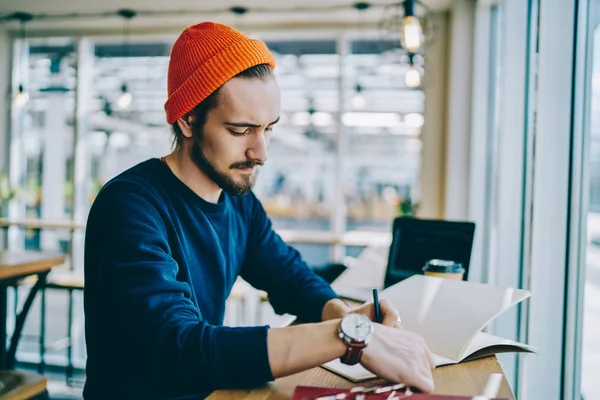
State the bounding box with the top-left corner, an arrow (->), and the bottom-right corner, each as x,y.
240,193 -> 339,322
84,182 -> 273,394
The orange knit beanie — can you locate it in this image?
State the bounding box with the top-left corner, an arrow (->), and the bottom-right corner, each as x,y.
164,22 -> 276,124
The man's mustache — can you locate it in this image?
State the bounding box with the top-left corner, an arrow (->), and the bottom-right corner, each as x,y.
230,160 -> 263,169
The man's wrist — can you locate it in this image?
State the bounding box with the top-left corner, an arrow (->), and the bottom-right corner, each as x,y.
321,298 -> 353,321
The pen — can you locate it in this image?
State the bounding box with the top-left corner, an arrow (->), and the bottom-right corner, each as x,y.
373,288 -> 381,323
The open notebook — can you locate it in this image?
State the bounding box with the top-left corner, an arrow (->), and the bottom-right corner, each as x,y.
323,275 -> 537,382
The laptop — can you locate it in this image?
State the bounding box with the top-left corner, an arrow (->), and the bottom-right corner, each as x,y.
335,218 -> 476,302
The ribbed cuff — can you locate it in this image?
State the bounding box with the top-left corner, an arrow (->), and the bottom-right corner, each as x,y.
213,325 -> 273,387
301,287 -> 340,323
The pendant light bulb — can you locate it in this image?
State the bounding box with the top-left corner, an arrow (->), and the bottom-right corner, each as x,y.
14,84 -> 29,108
400,1 -> 424,52
117,83 -> 132,109
405,66 -> 421,88
400,16 -> 424,52
352,83 -> 366,109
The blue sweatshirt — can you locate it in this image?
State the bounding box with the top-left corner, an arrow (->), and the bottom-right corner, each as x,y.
83,158 -> 338,400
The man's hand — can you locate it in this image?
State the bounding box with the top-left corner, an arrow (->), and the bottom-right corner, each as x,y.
322,298 -> 402,328
322,298 -> 434,392
360,323 -> 436,392
354,299 -> 403,328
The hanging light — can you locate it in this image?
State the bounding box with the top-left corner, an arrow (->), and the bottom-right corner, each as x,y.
11,12 -> 33,109
353,2 -> 371,33
405,53 -> 421,88
379,1 -> 433,54
352,83 -> 366,109
117,84 -> 133,109
117,9 -> 136,110
350,3 -> 370,110
14,84 -> 29,108
229,6 -> 248,30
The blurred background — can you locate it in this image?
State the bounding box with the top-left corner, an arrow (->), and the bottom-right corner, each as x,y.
0,0 -> 598,399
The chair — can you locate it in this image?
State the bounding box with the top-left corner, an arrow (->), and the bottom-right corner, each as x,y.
11,271 -> 84,385
384,217 -> 476,288
38,272 -> 84,386
313,263 -> 348,284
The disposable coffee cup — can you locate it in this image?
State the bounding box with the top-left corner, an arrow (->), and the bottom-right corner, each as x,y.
422,259 -> 465,280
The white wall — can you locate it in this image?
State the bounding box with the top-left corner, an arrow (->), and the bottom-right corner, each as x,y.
444,0 -> 475,221
0,0 -> 452,36
0,28 -> 10,173
0,28 -> 10,246
420,1 -> 477,222
419,12 -> 449,220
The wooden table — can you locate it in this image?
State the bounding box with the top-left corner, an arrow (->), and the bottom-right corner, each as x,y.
211,293 -> 515,400
209,355 -> 514,399
0,251 -> 66,369
0,218 -> 85,231
0,252 -> 66,281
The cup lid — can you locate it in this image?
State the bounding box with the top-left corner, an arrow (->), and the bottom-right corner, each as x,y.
423,259 -> 465,274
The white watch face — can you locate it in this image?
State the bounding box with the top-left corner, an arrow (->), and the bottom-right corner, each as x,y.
341,313 -> 373,341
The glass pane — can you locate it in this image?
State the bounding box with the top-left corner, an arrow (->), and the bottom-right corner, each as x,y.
8,36 -> 80,372
253,40 -> 339,232
343,41 -> 423,232
9,38 -> 76,251
83,38 -> 342,234
86,39 -> 172,209
582,2 -> 600,399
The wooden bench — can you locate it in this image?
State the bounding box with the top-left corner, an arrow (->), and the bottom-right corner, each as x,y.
0,370 -> 47,400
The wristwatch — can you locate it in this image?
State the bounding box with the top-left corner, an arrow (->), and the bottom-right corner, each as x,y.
337,313 -> 373,365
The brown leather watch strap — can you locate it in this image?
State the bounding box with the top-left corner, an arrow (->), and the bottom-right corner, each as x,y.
340,342 -> 366,365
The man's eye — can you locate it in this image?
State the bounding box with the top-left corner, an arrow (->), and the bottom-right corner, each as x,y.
229,129 -> 249,136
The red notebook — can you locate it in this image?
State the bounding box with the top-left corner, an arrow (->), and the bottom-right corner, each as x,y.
292,385 -> 508,400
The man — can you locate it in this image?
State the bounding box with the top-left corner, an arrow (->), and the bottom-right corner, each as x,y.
83,22 -> 435,400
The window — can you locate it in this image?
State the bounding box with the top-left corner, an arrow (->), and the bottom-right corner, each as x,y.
87,39 -> 172,205
9,38 -> 77,251
7,31 -> 426,369
253,40 -> 339,232
343,41 -> 423,232
580,2 -> 600,399
8,37 -> 81,367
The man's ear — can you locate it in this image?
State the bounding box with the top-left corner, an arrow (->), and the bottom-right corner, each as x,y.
176,113 -> 195,139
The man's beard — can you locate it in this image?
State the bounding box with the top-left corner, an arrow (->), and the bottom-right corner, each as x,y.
190,128 -> 262,196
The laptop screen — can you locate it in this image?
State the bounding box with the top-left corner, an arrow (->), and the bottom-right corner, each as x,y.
384,218 -> 476,288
